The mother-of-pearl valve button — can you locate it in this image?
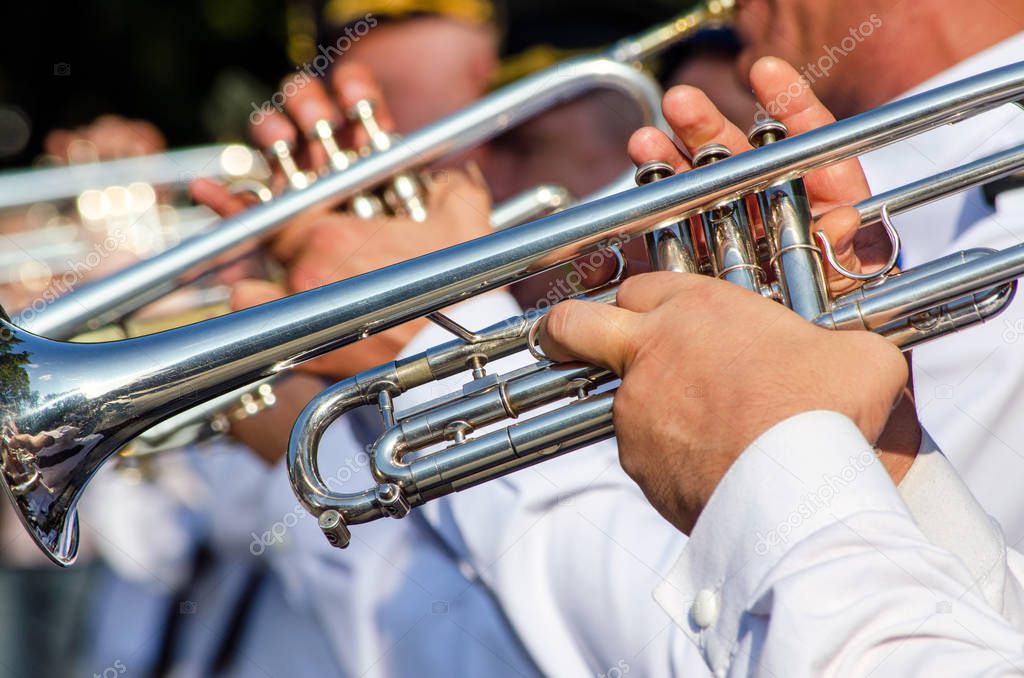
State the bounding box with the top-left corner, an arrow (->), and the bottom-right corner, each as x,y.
691,589 -> 720,629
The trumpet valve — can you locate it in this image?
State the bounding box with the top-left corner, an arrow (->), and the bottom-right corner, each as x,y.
312,119 -> 352,172
692,143 -> 732,168
748,118 -> 790,148
348,99 -> 391,152
269,139 -> 314,191
634,160 -> 675,185
349,100 -> 429,221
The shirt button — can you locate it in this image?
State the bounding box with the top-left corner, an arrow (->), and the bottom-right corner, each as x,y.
691,589 -> 720,629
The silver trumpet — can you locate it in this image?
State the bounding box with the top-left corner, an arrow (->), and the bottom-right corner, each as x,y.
14,0 -> 735,341
2,2 -> 725,460
4,61 -> 1024,566
286,74 -> 1024,549
121,182 -> 575,459
0,144 -> 272,213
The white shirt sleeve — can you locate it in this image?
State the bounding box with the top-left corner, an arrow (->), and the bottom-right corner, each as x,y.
655,411 -> 1024,678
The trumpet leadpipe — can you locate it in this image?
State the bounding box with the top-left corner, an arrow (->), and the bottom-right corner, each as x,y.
606,0 -> 735,63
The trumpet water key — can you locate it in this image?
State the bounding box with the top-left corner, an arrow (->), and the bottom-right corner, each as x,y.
3,61 -> 1024,566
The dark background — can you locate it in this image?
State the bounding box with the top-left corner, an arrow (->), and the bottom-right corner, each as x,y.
0,0 -> 698,169
0,0 -> 295,168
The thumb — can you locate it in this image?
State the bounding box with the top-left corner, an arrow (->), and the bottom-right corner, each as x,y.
230,279 -> 288,312
816,206 -> 863,293
538,300 -> 641,376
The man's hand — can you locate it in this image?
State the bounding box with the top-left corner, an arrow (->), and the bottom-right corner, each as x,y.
631,55 -> 920,481
229,166 -> 492,378
191,63 -> 494,379
539,273 -> 908,535
44,114 -> 166,163
630,56 -> 890,296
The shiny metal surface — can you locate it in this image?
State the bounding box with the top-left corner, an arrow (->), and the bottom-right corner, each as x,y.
490,185 -> 574,231
19,52 -> 673,340
636,161 -> 699,274
693,145 -> 763,292
282,64 -> 1024,551
4,63 -> 1024,565
749,121 -> 828,320
0,145 -> 270,212
19,0 -> 731,340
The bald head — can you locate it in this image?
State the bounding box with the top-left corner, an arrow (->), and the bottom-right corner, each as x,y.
734,0 -> 1024,117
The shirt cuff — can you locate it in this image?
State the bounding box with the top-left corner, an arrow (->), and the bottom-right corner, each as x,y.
653,410 -> 911,673
898,429 -> 1011,616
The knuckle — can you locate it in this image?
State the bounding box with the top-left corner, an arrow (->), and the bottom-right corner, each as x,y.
616,275 -> 644,306
543,301 -> 577,344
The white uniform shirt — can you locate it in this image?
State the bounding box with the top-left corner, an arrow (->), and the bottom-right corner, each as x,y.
859,32 -> 1024,543
275,289 -> 1024,677
657,412 -> 1024,677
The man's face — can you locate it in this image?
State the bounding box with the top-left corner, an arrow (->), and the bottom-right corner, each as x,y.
733,0 -> 844,81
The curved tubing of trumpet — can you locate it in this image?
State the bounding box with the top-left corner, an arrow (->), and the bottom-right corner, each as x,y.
290,263 -> 1019,549
869,283 -> 1017,349
817,242 -> 1024,333
286,301 -> 580,536
289,363 -> 616,549
19,57 -> 668,340
4,63 -> 1024,566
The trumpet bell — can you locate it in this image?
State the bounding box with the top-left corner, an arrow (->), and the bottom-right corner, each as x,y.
0,313 -> 152,565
